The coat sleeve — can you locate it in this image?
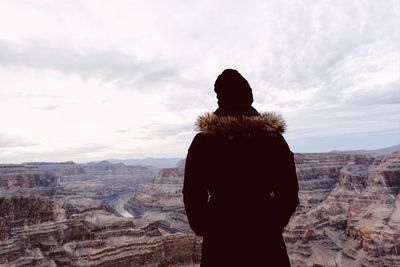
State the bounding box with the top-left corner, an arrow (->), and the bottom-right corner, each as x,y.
272,134 -> 300,232
183,134 -> 209,236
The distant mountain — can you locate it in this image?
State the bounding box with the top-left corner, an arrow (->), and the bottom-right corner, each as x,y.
103,157 -> 183,168
369,144 -> 400,153
329,144 -> 400,154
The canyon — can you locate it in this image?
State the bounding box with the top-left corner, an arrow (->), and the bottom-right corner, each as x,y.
0,150 -> 399,266
0,162 -> 201,267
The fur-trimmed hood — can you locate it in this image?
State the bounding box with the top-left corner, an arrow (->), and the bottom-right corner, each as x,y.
196,112 -> 286,137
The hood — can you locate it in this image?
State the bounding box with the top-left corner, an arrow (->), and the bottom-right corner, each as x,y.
196,112 -> 286,138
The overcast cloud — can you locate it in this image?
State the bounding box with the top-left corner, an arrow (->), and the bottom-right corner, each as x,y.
0,0 -> 399,163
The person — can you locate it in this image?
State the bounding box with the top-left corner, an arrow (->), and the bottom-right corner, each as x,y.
183,69 -> 299,267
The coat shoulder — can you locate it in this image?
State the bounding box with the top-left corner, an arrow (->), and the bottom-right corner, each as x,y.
195,112 -> 286,138
188,132 -> 213,151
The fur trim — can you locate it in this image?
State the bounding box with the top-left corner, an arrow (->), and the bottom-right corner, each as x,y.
196,112 -> 286,137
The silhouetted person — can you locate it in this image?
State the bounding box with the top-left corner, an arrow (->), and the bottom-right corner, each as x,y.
183,69 -> 299,266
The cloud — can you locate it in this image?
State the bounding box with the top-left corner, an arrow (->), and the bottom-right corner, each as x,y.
115,122 -> 194,140
0,38 -> 183,88
0,134 -> 36,148
0,0 -> 399,162
344,81 -> 400,106
35,104 -> 60,111
0,142 -> 112,163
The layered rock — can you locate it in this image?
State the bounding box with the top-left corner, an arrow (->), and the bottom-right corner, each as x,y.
41,161 -> 159,199
0,195 -> 66,227
0,162 -> 201,267
284,151 -> 400,267
0,209 -> 201,267
0,164 -> 58,196
124,160 -> 190,233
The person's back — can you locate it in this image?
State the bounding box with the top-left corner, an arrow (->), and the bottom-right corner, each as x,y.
183,69 -> 299,266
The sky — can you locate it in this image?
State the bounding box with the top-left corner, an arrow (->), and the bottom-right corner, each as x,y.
0,0 -> 399,163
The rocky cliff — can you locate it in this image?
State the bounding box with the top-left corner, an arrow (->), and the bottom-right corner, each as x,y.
124,160 -> 190,233
0,164 -> 58,195
0,208 -> 201,267
286,151 -> 400,267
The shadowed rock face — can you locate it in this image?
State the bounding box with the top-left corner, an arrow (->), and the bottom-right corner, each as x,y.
0,164 -> 58,195
1,152 -> 399,267
0,196 -> 65,227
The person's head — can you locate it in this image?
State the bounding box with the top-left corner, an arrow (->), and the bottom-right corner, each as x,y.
214,69 -> 253,108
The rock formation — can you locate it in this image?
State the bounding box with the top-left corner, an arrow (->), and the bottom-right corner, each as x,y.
285,151 -> 400,267
124,160 -> 190,233
0,161 -> 200,267
0,164 -> 58,195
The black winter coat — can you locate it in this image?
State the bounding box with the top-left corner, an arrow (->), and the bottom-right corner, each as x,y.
183,110 -> 299,267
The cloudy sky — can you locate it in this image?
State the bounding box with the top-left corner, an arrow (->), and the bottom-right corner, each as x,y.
0,0 -> 399,163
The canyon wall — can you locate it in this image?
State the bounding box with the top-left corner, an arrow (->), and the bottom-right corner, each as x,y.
0,162 -> 200,267
285,152 -> 400,266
